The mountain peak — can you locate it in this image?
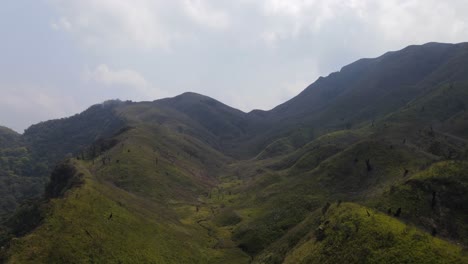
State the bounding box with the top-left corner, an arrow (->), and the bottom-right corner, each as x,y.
0,125 -> 19,135
0,125 -> 21,148
178,91 -> 208,98
157,91 -> 244,114
169,92 -> 214,102
269,42 -> 468,120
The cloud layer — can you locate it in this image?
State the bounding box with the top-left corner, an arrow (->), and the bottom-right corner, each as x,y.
84,64 -> 166,101
50,0 -> 468,51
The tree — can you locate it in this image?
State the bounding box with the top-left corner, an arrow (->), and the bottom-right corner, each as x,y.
322,202 -> 331,215
403,168 -> 409,177
394,208 -> 401,217
365,159 -> 373,172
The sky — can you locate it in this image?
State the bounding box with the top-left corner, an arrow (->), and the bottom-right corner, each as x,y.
1,0 -> 468,132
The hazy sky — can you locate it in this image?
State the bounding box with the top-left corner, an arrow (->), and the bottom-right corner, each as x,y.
1,0 -> 468,132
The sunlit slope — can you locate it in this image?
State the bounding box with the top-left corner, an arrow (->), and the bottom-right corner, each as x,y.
5,160 -> 248,263
374,161 -> 468,245
243,43 -> 468,156
249,160 -> 468,263
282,203 -> 467,264
225,81 -> 468,258
4,116 -> 252,263
2,42 -> 468,263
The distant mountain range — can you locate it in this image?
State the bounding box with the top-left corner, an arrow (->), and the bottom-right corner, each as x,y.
0,42 -> 467,263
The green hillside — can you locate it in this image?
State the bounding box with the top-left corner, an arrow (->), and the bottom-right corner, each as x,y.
4,160 -> 249,263
0,127 -> 20,149
0,127 -> 46,214
0,101 -> 127,216
1,42 -> 468,263
282,203 -> 466,264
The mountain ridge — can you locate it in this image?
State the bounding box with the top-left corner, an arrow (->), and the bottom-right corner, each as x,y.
1,42 -> 468,263
4,42 -> 466,136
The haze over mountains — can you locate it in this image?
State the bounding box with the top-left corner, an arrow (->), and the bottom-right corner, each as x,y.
0,42 -> 467,263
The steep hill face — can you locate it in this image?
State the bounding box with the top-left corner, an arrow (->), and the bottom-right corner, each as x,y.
1,42 -> 468,263
269,42 -> 467,121
0,127 -> 20,149
0,101 -> 128,216
0,127 -> 43,214
23,100 -> 128,168
152,92 -> 276,158
240,42 -> 468,156
156,92 -> 250,140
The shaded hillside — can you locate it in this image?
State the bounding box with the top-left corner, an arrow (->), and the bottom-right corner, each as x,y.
153,92 -> 269,158
23,100 -> 128,168
0,127 -> 20,149
0,127 -> 45,214
156,92 -> 250,141
241,42 -> 468,156
0,101 -> 128,216
270,42 -> 467,122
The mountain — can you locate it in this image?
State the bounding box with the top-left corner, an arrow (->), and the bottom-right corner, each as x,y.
0,126 -> 45,214
0,127 -> 20,149
23,100 -> 127,167
240,42 -> 468,156
1,42 -> 468,263
0,101 -> 128,216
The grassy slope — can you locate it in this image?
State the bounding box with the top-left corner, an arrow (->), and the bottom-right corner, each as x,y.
5,160 -> 229,263
244,43 -> 468,156
3,44 -> 468,263
5,159 -> 250,263
373,161 -> 468,245
283,203 -> 467,264
0,102 -> 127,216
5,81 -> 468,262
226,82 -> 468,258
4,106 -> 251,263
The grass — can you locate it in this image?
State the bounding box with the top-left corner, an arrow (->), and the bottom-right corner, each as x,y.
3,78 -> 468,263
5,160 -> 250,263
283,203 -> 467,264
373,161 -> 468,245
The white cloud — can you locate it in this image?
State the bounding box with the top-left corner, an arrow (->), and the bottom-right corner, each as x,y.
48,0 -> 232,51
255,0 -> 468,48
375,0 -> 468,44
182,0 -> 230,30
49,0 -> 176,50
85,64 -> 149,88
0,85 -> 81,132
84,64 -> 167,101
47,0 -> 468,57
260,0 -> 343,37
51,17 -> 72,31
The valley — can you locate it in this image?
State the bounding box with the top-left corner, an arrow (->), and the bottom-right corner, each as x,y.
0,42 -> 468,263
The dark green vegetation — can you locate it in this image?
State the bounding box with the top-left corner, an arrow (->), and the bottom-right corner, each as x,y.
1,42 -> 468,263
0,127 -> 45,214
0,101 -> 126,215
